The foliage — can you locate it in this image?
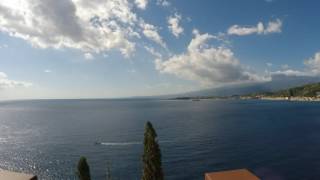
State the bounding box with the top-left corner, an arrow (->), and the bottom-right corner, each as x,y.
246,82 -> 320,97
106,161 -> 112,180
77,157 -> 91,180
272,82 -> 320,97
142,121 -> 164,180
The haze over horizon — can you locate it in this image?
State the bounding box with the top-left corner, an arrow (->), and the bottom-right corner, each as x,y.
1,0 -> 320,99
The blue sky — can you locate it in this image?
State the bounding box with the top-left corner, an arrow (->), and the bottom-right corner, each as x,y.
0,0 -> 320,99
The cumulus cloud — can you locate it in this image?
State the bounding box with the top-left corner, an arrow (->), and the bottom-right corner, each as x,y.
127,69 -> 137,73
228,19 -> 282,36
270,52 -> 320,77
168,13 -> 184,38
84,52 -> 94,60
0,44 -> 8,49
140,21 -> 167,48
144,46 -> 162,58
44,69 -> 52,73
155,30 -> 268,86
270,69 -> 310,77
265,0 -> 274,2
228,22 -> 264,36
0,72 -> 32,89
304,52 -> 320,74
135,0 -> 148,9
265,19 -> 282,33
281,64 -> 290,70
156,0 -> 170,7
0,0 -> 165,58
266,63 -> 273,67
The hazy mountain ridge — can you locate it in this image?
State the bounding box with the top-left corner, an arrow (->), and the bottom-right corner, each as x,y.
181,75 -> 320,97
251,82 -> 320,97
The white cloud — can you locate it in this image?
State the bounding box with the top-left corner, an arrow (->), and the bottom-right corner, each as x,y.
266,63 -> 273,67
281,64 -> 290,69
168,13 -> 184,38
0,44 -> 8,48
140,21 -> 166,48
265,0 -> 274,2
156,0 -> 170,7
144,46 -> 162,58
227,19 -> 282,36
0,0 -> 164,58
0,72 -> 32,89
228,22 -> 264,36
270,52 -> 320,77
44,69 -> 52,73
128,69 -> 137,73
84,52 -> 94,60
270,69 -> 310,77
304,52 -> 320,74
156,30 -> 268,86
265,19 -> 282,34
135,0 -> 148,9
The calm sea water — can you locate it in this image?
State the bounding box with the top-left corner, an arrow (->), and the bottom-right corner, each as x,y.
0,99 -> 320,180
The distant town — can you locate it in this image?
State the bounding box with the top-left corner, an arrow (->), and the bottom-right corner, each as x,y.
172,82 -> 320,102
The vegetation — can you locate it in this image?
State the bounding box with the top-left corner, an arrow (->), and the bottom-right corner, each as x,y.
106,161 -> 113,180
245,82 -> 320,98
142,121 -> 164,180
273,82 -> 320,97
76,122 -> 164,180
77,157 -> 91,180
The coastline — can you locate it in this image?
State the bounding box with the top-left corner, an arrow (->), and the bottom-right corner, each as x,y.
240,96 -> 320,102
170,95 -> 320,102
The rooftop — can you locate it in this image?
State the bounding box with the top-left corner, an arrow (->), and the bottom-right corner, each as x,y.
205,169 -> 260,180
0,170 -> 37,180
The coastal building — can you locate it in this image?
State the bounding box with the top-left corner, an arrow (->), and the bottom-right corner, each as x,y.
0,170 -> 37,180
317,92 -> 320,98
205,169 -> 260,180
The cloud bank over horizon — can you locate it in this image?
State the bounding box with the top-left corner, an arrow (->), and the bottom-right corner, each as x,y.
270,52 -> 320,77
0,72 -> 32,89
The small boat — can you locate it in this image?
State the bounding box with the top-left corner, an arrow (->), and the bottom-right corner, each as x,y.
94,141 -> 102,145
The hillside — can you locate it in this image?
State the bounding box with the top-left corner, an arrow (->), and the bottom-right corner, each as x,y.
248,82 -> 320,98
275,82 -> 320,97
180,75 -> 320,97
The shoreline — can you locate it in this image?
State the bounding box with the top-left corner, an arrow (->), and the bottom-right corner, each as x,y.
241,96 -> 320,102
170,96 -> 320,102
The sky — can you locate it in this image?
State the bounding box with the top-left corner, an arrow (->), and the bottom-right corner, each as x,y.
0,0 -> 320,99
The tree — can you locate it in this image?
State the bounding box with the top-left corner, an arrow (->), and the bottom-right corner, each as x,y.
106,161 -> 112,180
77,157 -> 91,180
289,89 -> 294,97
142,121 -> 164,180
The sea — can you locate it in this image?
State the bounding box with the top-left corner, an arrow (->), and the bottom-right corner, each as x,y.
0,99 -> 320,180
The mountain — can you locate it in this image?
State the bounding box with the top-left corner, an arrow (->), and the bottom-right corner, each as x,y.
257,82 -> 320,97
182,75 -> 320,97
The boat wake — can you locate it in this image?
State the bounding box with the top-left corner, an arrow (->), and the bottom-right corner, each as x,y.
98,142 -> 141,146
95,140 -> 173,146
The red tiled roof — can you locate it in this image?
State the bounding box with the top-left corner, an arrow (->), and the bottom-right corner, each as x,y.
205,169 -> 260,180
0,170 -> 37,180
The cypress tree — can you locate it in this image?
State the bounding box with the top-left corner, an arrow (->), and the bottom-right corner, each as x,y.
289,89 -> 294,97
77,156 -> 91,180
142,121 -> 164,180
106,161 -> 112,180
